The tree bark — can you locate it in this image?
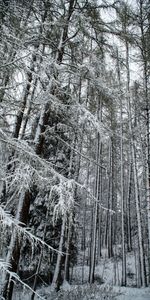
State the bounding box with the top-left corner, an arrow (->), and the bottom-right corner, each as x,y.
89,98 -> 102,283
51,214 -> 66,290
2,191 -> 31,299
126,40 -> 147,287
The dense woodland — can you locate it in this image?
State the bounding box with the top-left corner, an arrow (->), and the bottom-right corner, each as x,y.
0,0 -> 150,299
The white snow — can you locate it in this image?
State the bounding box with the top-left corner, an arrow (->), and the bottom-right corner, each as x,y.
3,249 -> 150,300
115,287 -> 150,300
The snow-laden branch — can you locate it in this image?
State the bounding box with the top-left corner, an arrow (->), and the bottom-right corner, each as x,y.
53,134 -> 107,172
0,260 -> 46,300
52,179 -> 75,222
0,207 -> 64,254
0,53 -> 31,69
0,129 -> 114,214
76,182 -> 115,214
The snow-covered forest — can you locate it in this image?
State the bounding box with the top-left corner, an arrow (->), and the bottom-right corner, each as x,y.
0,0 -> 150,299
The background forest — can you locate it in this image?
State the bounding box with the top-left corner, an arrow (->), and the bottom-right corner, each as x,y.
0,0 -> 150,299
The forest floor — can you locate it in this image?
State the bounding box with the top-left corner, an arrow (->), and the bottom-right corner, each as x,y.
10,248 -> 150,299
115,287 -> 150,299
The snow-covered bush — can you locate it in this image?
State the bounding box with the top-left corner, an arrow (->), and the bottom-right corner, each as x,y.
55,284 -> 117,300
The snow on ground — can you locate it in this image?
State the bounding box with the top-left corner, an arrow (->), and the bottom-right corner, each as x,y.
115,287 -> 150,300
73,248 -> 137,287
11,280 -> 150,300
32,284 -> 150,300
5,249 -> 150,299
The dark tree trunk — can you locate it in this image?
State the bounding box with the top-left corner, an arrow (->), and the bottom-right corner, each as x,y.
2,191 -> 31,299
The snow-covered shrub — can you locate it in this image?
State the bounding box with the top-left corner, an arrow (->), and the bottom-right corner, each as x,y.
55,284 -> 117,300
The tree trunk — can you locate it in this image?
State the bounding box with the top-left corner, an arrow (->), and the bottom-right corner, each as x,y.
108,139 -> 113,258
116,49 -> 126,285
126,161 -> 132,252
126,40 -> 147,287
89,98 -> 102,283
2,191 -> 31,299
51,214 -> 66,290
139,0 -> 150,283
63,218 -> 71,283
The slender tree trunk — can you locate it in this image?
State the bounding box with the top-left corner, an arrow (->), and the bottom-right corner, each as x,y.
139,0 -> 150,283
13,63 -> 35,139
82,160 -> 90,283
63,218 -> 71,282
51,214 -> 66,290
97,158 -> 102,260
116,49 -> 126,285
63,142 -> 75,284
103,170 -> 110,249
31,190 -> 51,300
120,94 -> 126,286
126,40 -> 147,287
2,191 -> 31,299
89,98 -> 101,283
97,106 -> 103,261
108,139 -> 114,258
126,160 -> 132,252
